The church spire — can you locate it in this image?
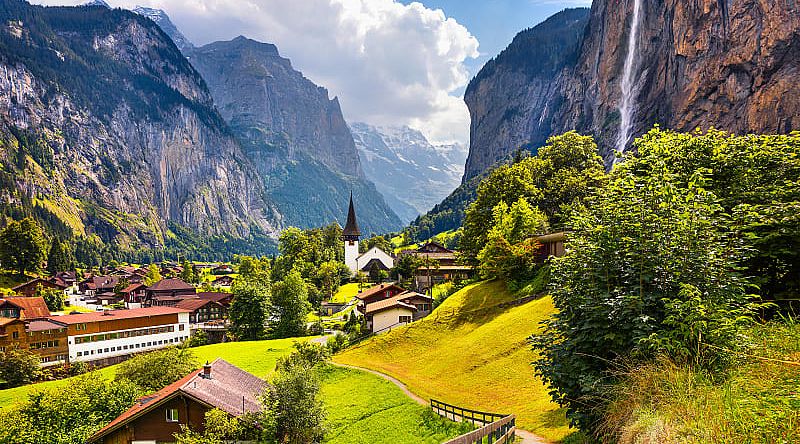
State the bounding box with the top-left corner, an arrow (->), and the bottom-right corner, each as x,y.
343,191 -> 361,238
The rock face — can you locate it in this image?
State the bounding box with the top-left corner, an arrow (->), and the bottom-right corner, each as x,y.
132,6 -> 194,52
350,122 -> 466,223
186,37 -> 401,234
464,0 -> 800,176
0,1 -> 278,253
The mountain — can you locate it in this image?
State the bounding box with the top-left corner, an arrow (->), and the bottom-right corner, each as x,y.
185,37 -> 401,234
350,122 -> 467,223
0,0 -> 280,258
414,1 -> 800,239
132,6 -> 194,52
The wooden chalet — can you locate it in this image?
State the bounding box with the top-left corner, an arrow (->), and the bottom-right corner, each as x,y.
211,275 -> 234,287
402,242 -> 474,293
0,297 -> 51,319
0,317 -> 69,366
145,278 -> 197,306
119,282 -> 147,307
11,278 -> 67,297
354,282 -> 407,311
364,291 -> 433,333
196,292 -> 234,307
212,264 -> 234,275
174,299 -> 227,325
88,359 -> 265,444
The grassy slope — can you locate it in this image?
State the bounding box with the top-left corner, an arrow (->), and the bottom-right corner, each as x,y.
334,280 -> 573,442
0,271 -> 31,294
331,283 -> 360,303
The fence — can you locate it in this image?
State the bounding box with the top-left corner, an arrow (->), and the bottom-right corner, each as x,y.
431,399 -> 516,444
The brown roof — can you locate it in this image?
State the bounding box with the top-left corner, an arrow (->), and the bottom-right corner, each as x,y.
92,276 -> 120,289
354,283 -> 406,301
50,306 -> 189,325
88,359 -> 265,443
147,278 -> 195,292
196,292 -> 232,302
0,317 -> 23,327
0,297 -> 51,319
174,298 -> 215,311
12,278 -> 67,291
27,319 -> 67,332
120,283 -> 146,294
536,232 -> 567,243
365,291 -> 432,315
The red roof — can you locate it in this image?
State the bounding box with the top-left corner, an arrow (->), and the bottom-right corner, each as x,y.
27,319 -> 67,332
88,359 -> 265,443
354,283 -> 406,301
365,291 -> 432,315
196,292 -> 232,302
0,297 -> 51,319
50,306 -> 189,324
120,283 -> 147,294
147,278 -> 195,291
174,298 -> 217,311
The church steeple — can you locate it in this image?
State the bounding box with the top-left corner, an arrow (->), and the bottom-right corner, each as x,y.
342,191 -> 361,239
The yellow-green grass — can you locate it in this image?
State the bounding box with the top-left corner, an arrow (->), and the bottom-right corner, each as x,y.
321,366 -> 469,443
0,271 -> 30,294
331,283 -> 360,303
334,280 -> 573,442
0,337 -> 312,409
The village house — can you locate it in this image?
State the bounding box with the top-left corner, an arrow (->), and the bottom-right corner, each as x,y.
0,317 -> 70,366
0,297 -> 51,320
212,264 -> 234,274
175,299 -> 228,327
401,242 -> 474,293
88,359 -> 265,444
353,282 -> 407,312
145,278 -> 197,306
53,306 -> 190,367
211,275 -> 234,288
11,278 -> 67,298
535,232 -> 567,261
196,291 -> 234,307
119,282 -> 148,308
364,291 -> 433,333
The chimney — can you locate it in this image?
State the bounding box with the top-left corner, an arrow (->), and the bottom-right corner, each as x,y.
201,361 -> 212,379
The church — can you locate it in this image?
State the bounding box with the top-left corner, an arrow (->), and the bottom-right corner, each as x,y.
342,193 -> 395,276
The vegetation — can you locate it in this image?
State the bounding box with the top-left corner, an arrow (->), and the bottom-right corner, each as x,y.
114,347 -> 199,393
35,285 -> 64,312
229,281 -> 271,340
0,348 -> 41,389
175,408 -> 260,444
270,270 -> 311,338
45,237 -> 73,274
335,281 -> 573,441
0,217 -> 47,276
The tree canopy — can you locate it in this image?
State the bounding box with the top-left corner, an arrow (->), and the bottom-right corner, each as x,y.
0,217 -> 47,276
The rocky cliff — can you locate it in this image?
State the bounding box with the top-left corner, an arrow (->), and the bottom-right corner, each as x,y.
186,37 -> 401,234
0,0 -> 278,256
464,0 -> 800,177
350,122 -> 466,223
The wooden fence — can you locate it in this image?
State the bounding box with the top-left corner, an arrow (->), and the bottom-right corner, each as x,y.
431,399 -> 516,444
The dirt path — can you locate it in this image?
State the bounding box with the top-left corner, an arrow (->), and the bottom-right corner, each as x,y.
330,362 -> 549,444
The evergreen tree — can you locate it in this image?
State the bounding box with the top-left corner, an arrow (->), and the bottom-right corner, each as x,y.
0,217 -> 47,276
46,237 -> 74,275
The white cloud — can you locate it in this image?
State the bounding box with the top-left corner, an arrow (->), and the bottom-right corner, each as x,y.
33,0 -> 480,144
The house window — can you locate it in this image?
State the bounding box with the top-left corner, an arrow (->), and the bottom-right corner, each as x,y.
179,324 -> 185,331
11,331 -> 18,339
166,408 -> 179,422
399,316 -> 412,323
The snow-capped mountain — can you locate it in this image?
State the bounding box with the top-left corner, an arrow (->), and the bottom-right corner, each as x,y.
132,6 -> 194,51
350,122 -> 467,223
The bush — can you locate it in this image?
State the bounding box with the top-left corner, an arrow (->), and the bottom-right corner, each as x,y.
114,347 -> 198,393
0,347 -> 41,388
326,332 -> 348,354
184,330 -> 208,348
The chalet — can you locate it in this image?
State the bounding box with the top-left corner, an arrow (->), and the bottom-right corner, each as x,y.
11,278 -> 67,297
196,292 -> 234,307
96,292 -> 124,306
211,275 -> 234,287
212,264 -> 234,275
354,282 -> 407,312
355,246 -> 396,278
119,282 -> 148,308
535,232 -> 567,261
0,317 -> 69,366
145,278 -> 196,306
320,302 -> 348,316
175,299 -> 227,327
364,291 -> 433,333
53,306 -> 190,366
53,271 -> 78,287
88,359 -> 265,444
0,317 -> 25,353
402,242 -> 474,293
79,276 -> 120,297
0,297 -> 51,319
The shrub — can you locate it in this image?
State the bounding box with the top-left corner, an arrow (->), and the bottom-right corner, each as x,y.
115,347 -> 198,393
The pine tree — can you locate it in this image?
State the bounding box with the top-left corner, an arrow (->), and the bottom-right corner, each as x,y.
46,237 -> 74,275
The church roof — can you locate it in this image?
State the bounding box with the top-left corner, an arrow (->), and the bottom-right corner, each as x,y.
343,192 -> 361,237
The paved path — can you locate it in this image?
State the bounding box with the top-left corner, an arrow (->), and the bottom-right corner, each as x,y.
330,362 -> 549,444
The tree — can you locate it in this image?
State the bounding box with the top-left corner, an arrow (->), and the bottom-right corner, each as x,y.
229,282 -> 270,341
235,256 -> 271,286
531,135 -> 756,430
180,260 -> 199,285
261,344 -> 327,443
315,260 -> 348,300
46,237 -> 73,275
0,217 -> 47,276
0,347 -> 41,388
143,263 -> 162,286
36,284 -> 64,312
270,270 -> 311,338
175,408 -> 260,444
360,235 -> 392,254
115,347 -> 198,393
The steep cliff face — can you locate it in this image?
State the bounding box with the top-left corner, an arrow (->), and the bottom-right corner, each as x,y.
462,8 -> 590,181
186,37 -> 402,234
350,122 -> 467,222
464,0 -> 800,175
0,1 -> 278,252
132,6 -> 194,52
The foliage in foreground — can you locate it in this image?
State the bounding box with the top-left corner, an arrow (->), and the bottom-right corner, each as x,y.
0,347 -> 41,389
599,320 -> 800,443
114,346 -> 198,393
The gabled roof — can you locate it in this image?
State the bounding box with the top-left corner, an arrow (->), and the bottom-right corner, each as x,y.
197,292 -> 233,302
418,241 -> 453,253
12,278 -> 67,291
365,290 -> 433,315
342,191 -> 361,237
0,297 -> 51,319
92,276 -> 120,289
147,278 -> 195,292
354,282 -> 406,301
175,298 -> 221,311
88,359 -> 265,443
120,282 -> 146,294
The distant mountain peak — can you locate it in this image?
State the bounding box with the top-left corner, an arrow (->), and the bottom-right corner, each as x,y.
83,0 -> 110,7
132,6 -> 194,51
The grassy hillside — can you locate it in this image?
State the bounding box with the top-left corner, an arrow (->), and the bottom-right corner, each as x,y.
334,280 -> 574,442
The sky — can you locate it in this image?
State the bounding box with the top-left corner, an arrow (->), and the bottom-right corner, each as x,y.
34,0 -> 592,145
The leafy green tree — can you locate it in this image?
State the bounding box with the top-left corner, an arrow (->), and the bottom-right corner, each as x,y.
114,347 -> 198,393
0,217 -> 47,276
46,237 -> 74,275
359,235 -> 392,254
175,408 -> 260,444
143,263 -> 162,286
531,136 -> 756,430
229,281 -> 270,341
314,260 -> 348,300
36,285 -> 64,312
235,256 -> 271,286
270,270 -> 311,338
0,347 -> 41,388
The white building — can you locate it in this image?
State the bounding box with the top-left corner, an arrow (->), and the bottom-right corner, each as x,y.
52,307 -> 190,365
355,246 -> 395,272
342,193 -> 395,276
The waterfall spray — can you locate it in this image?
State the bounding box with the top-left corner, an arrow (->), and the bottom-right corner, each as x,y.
616,0 -> 643,156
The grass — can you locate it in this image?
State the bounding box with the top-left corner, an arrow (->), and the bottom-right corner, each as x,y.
321,366 -> 470,444
331,283 -> 360,303
601,320 -> 800,444
0,271 -> 30,294
334,280 -> 574,442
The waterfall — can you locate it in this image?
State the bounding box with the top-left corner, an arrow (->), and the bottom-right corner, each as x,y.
616,0 -> 643,156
